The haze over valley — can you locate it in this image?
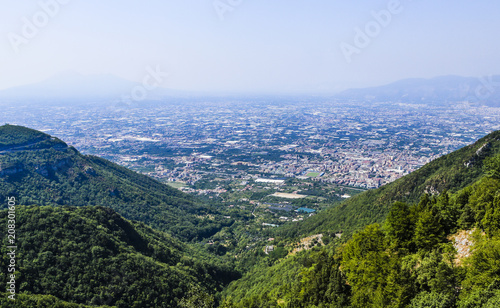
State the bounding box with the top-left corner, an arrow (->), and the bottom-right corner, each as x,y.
2,1 -> 500,307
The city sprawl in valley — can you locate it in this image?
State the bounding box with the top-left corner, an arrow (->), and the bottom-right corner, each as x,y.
2,99 -> 498,194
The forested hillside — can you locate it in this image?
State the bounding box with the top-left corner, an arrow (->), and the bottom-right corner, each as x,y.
0,206 -> 238,307
222,132 -> 500,307
0,124 -> 229,240
0,124 -> 62,150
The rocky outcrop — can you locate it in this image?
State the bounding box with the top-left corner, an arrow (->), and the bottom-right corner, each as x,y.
464,142 -> 492,168
35,158 -> 72,177
0,163 -> 24,177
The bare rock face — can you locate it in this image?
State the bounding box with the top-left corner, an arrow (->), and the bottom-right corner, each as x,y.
84,166 -> 97,176
449,229 -> 483,266
34,158 -> 72,178
0,163 -> 24,177
465,142 -> 492,167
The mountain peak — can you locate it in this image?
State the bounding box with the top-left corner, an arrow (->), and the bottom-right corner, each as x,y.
336,74 -> 500,106
0,124 -> 48,145
0,72 -> 142,102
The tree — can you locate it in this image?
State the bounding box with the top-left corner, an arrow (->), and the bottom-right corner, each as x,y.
409,291 -> 453,308
386,202 -> 416,252
414,207 -> 444,251
341,224 -> 395,307
462,238 -> 500,292
483,154 -> 500,179
481,195 -> 500,237
414,250 -> 456,295
434,191 -> 459,234
178,285 -> 215,308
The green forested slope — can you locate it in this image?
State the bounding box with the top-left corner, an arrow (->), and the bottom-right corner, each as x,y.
335,156 -> 500,308
223,134 -> 500,308
0,206 -> 238,307
277,130 -> 500,239
0,124 -> 228,240
222,247 -> 350,308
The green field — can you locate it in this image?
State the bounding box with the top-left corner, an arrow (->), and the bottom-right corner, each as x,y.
165,181 -> 187,188
305,172 -> 320,177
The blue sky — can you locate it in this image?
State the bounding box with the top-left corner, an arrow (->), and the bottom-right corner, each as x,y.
1,0 -> 499,94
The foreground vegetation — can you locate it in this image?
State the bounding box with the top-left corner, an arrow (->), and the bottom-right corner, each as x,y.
0,206 -> 238,307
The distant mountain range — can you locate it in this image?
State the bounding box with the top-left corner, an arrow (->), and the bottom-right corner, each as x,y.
0,71 -> 188,103
0,73 -> 499,105
335,75 -> 500,106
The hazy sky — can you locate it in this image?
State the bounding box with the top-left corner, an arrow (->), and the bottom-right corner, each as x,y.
1,0 -> 499,94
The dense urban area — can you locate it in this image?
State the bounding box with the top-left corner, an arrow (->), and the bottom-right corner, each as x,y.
2,99 -> 498,190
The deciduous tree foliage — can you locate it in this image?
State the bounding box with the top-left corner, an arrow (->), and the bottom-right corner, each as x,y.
0,206 -> 238,307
